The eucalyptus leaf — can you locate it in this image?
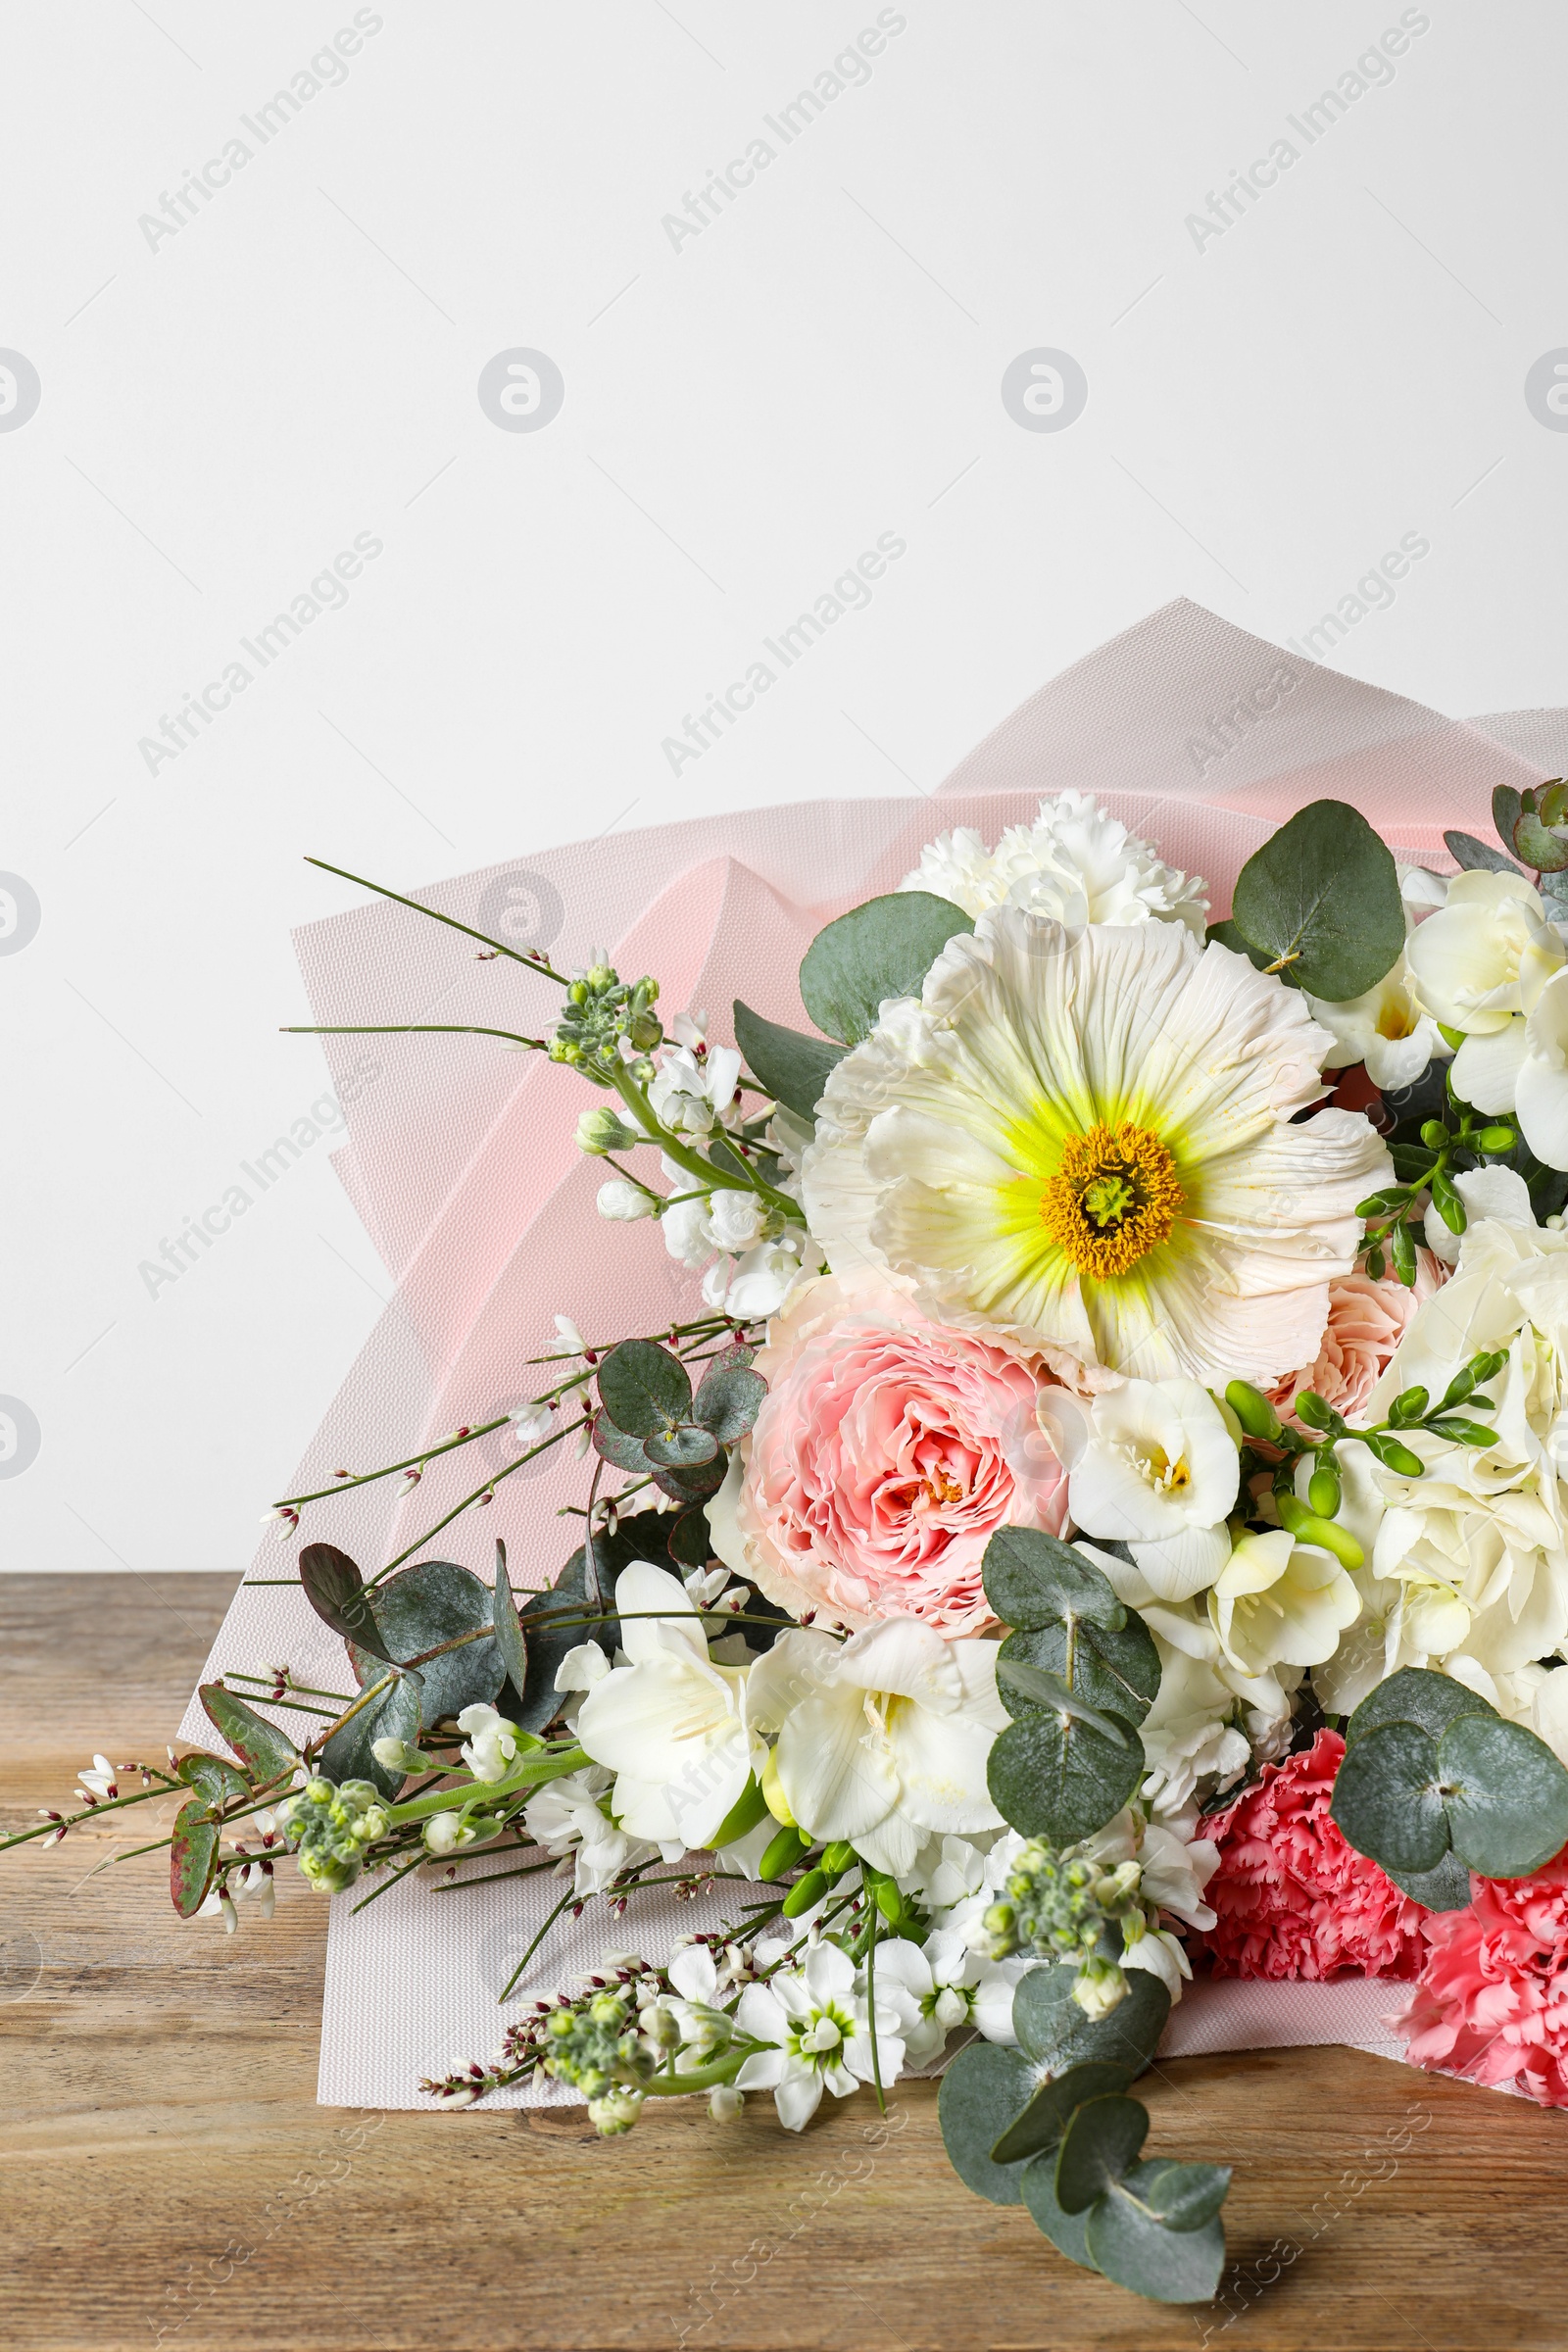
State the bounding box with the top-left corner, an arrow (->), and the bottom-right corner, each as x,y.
999,1618 -> 1160,1729
1020,2154 -> 1099,2269
799,890 -> 973,1047
514,1533 -> 646,1733
199,1685 -> 301,1784
1444,828 -> 1522,878
991,2060 -> 1136,2166
1329,1720 -> 1448,1876
982,1528 -> 1127,1634
996,1656 -> 1128,1743
490,1543 -> 528,1700
1346,1666 -> 1496,1748
650,1452 -> 728,1503
988,1709 -> 1146,1843
1085,2167 -> 1226,2303
643,1424 -> 720,1469
1494,783 -> 1523,852
1440,1712 -> 1568,1878
667,1508 -> 714,1571
936,2042 -> 1035,2205
321,1671 -> 422,1799
1012,1963 -> 1170,2081
170,1806 -> 220,1918
349,1560 -> 502,1729
731,1000 -> 846,1124
1054,2094 -> 1149,2214
691,1363 -> 767,1443
1139,2159 -> 1233,2232
1204,917 -> 1298,985
591,1413 -> 650,1474
176,1753 -> 251,1814
299,1541 -> 395,1665
1376,1847 -> 1474,1912
1511,788 -> 1568,874
597,1339 -> 693,1438
1230,799 -> 1405,1001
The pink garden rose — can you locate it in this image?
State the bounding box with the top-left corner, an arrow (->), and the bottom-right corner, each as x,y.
1394,1847 -> 1568,2108
1267,1250 -> 1446,1427
708,1272 -> 1068,1637
1190,1730 -> 1427,1981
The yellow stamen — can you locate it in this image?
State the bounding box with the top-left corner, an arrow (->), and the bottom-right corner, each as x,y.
1040,1121 -> 1185,1279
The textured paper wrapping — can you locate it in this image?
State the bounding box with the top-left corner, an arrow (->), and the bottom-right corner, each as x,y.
176,600 -> 1565,2107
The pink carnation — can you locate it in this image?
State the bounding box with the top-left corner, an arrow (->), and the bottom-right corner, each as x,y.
713,1272 -> 1067,1637
1394,1849 -> 1568,2108
1190,1730 -> 1427,1981
1268,1250 -> 1446,1426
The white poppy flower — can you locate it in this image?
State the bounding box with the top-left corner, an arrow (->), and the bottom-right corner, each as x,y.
573,1563 -> 762,1850
733,1940 -> 906,2129
1038,1379 -> 1239,1599
1206,1528 -> 1360,1679
749,1618 -> 1007,1879
1304,955 -> 1449,1092
1406,868 -> 1562,1036
802,906 -> 1390,1387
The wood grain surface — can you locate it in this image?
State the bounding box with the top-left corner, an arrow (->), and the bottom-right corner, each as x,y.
3,1572 -> 1565,2352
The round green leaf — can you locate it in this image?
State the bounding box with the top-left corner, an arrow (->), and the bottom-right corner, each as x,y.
170,1807 -> 220,1918
1376,1847 -> 1474,1912
982,1529 -> 1126,1634
1139,2159 -> 1232,2233
322,1670 -> 422,1798
597,1339 -> 693,1438
1086,2166 -> 1227,2303
1441,1713 -> 1568,1878
642,1424 -> 720,1469
176,1753 -> 251,1813
1012,1964 -> 1170,2080
1054,2094 -> 1149,2214
1329,1720 -> 1447,1876
731,1000 -> 845,1124
1229,799 -> 1406,1001
1347,1666 -> 1496,1748
351,1560 -> 502,1729
987,1709 -> 1145,1843
799,890 -> 974,1047
1019,2154 -> 1098,2270
300,1541 -> 394,1665
199,1685 -> 301,1785
991,2060 -> 1136,2166
1000,1617 -> 1160,1728
691,1363 -> 767,1443
936,2043 -> 1036,2205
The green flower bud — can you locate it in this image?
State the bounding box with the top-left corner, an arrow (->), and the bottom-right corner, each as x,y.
1225,1380 -> 1282,1443
575,1105 -> 642,1155
781,1867 -> 830,1918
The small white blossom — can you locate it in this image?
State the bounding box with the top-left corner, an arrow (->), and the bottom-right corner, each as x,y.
457,1704 -> 521,1785
510,1401 -> 554,1446
733,1941 -> 906,2130
597,1178 -> 658,1221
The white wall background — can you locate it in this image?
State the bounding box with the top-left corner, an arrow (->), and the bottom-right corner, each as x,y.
4,0 -> 1565,1570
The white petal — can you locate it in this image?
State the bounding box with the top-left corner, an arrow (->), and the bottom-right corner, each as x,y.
776,1686 -> 901,1840
668,1944 -> 718,2003
834,1617 -> 964,1713
613,1561 -> 707,1666
1452,1019 -> 1530,1114
773,2067 -> 825,2132
1128,1523 -> 1232,1601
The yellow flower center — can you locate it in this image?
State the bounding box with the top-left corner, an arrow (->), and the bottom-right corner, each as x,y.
1040,1121 -> 1185,1279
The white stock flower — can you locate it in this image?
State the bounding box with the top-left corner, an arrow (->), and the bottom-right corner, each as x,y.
1206,1528 -> 1360,1681
1407,868 -> 1562,1038
749,1618 -> 1007,1878
457,1704 -> 521,1784
597,1178 -> 658,1221
802,907 -> 1390,1387
707,1190 -> 769,1251
733,1941 -> 906,2129
1039,1379 -> 1239,1599
649,1043 -> 742,1136
704,1233 -> 824,1321
573,1563 -> 762,1850
870,1936 -> 992,2066
1304,954 -> 1449,1092
522,1765 -> 653,1894
902,793 -> 1207,934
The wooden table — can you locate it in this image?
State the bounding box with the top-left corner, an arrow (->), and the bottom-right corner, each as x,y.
3,1573 -> 1565,2351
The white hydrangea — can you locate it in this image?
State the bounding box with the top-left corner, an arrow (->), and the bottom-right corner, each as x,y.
901,791 -> 1207,934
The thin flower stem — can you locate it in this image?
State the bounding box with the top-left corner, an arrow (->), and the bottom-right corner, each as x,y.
274,1416 -> 511,1509
864,1909 -> 887,2114
282,1023 -> 548,1051
499,1885 -> 580,1998
304,1670 -> 398,1757
429,1855 -> 559,1892
302,857 -> 569,983
0,1776 -> 183,1855
223,1672 -> 359,1706
349,1850 -> 429,1913
367,1420 -> 590,1586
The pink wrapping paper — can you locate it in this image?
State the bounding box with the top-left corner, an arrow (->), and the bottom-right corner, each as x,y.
177,598 -> 1564,2106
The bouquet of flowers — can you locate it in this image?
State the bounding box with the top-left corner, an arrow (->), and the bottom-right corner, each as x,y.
21,633 -> 1568,2306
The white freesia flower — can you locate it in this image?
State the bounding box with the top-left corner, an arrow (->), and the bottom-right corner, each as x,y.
1135,1644 -> 1251,1819
733,1940 -> 906,2129
1206,1528 -> 1360,1680
573,1563 -> 762,1850
597,1178 -> 657,1221
802,907 -> 1390,1386
1304,954 -> 1450,1092
750,1619 -> 1007,1878
457,1703 -> 522,1785
522,1764 -> 654,1894
1423,1163 -> 1537,1267
1038,1379 -> 1239,1598
1407,868 -> 1562,1039
902,792 -> 1207,934
1457,965 -> 1568,1173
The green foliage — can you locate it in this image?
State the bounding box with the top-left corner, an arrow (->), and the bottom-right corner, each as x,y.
936,2043 -> 1035,2205
1204,917 -> 1298,984
1012,1962 -> 1171,2081
1229,798 -> 1405,1001
170,1807 -> 220,1918
1444,827 -> 1522,878
988,1711 -> 1146,1843
798,890 -> 973,1046
1346,1665 -> 1495,1747
321,1670 -> 422,1799
1084,2164 -> 1227,2302
592,1339 -> 764,1506
176,1753 -> 251,1812
349,1560 -> 503,1730
731,1000 -> 845,1124
1332,1693 -> 1568,1885
199,1685 -> 301,1784
1509,782 -> 1568,874
299,1541 -> 395,1664
992,2060 -> 1135,2165
1054,2094 -> 1148,2212
598,1339 -> 693,1436
983,1528 -> 1126,1633
489,1543 -> 528,1701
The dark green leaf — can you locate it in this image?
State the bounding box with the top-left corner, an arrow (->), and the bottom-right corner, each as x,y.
1389,1144 -> 1439,1183
799,890 -> 974,1047
1012,1963 -> 1170,2080
1054,2094 -> 1149,2213
1230,799 -> 1406,1001
1019,2154 -> 1098,2269
996,1657 -> 1128,1742
299,1542 -> 395,1665
1512,788 -> 1568,873
351,1560 -> 502,1728
1346,1666 -> 1496,1747
1494,784 -> 1523,853
650,1453 -> 728,1503
991,2060 -> 1135,2166
691,1364 -> 767,1443
667,1508 -> 712,1570
199,1685 -> 301,1784
321,1670 -> 422,1799
988,1710 -> 1145,1842
1139,2159 -> 1232,2232
176,1753 -> 251,1814
643,1424 -> 720,1469
936,2042 -> 1036,2205
1087,2168 -> 1226,2302
731,1000 -> 846,1124
1000,1617 -> 1160,1729
1329,1721 -> 1448,1875
983,1528 -> 1127,1634
1205,917 -> 1298,983
514,1532 -> 649,1733
1440,1713 -> 1568,1878
490,1544 -> 528,1699
1377,1848 -> 1474,1911
1445,829 -> 1522,877
170,1806 -> 220,1917
591,1412 -> 649,1473
597,1339 -> 693,1438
